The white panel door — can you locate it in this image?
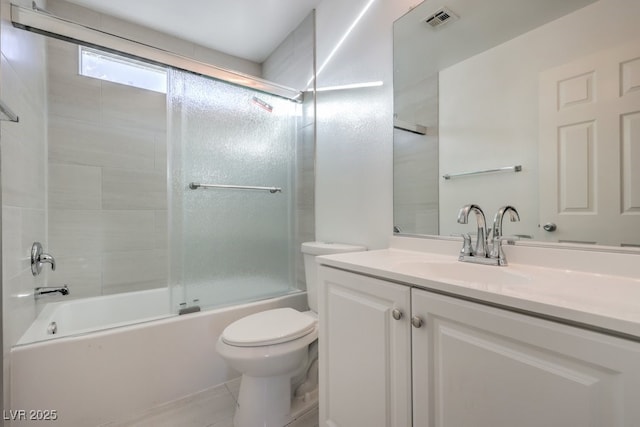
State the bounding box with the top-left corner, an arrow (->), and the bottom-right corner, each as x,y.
318,266 -> 411,427
412,289 -> 640,427
539,40 -> 640,246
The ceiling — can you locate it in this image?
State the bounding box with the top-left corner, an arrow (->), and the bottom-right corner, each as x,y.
65,0 -> 322,63
394,0 -> 598,82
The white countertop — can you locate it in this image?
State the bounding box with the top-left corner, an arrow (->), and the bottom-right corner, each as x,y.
318,246 -> 640,340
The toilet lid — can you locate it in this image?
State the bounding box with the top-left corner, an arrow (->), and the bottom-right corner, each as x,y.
221,308 -> 317,347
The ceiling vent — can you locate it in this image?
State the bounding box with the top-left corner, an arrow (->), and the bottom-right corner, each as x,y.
424,7 -> 459,28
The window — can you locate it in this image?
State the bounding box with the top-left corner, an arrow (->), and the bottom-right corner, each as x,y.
79,46 -> 167,93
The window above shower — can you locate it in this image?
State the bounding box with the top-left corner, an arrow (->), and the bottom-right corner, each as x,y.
79,46 -> 167,93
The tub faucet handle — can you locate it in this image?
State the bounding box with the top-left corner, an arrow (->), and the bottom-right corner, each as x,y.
31,242 -> 56,276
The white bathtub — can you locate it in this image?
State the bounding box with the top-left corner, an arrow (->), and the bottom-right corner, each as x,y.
17,288 -> 172,344
10,290 -> 308,426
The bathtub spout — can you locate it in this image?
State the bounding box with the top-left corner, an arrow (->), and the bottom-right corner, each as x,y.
35,285 -> 69,299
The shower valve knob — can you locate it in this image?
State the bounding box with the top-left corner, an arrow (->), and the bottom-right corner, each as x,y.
31,242 -> 56,276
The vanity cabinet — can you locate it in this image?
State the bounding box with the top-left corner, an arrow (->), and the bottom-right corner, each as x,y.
318,266 -> 412,427
318,265 -> 640,427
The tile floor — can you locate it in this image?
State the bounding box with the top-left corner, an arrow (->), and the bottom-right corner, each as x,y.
102,378 -> 319,427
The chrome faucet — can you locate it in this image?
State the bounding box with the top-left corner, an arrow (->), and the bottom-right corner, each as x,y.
34,285 -> 69,299
457,204 -> 520,266
490,206 -> 520,265
457,204 -> 488,257
31,242 -> 56,276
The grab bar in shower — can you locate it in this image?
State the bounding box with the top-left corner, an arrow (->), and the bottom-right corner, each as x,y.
188,183 -> 282,194
443,165 -> 522,180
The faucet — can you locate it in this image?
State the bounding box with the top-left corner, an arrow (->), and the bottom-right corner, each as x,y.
490,206 -> 520,264
457,204 -> 521,266
457,204 -> 488,257
34,285 -> 69,299
31,242 -> 56,276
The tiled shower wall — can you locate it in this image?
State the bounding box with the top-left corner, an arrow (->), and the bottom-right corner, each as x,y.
42,0 -> 264,299
46,38 -> 169,297
43,0 -> 251,299
1,0 -> 49,409
44,1 -> 317,298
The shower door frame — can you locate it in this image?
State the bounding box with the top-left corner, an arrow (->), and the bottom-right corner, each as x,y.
10,1 -> 314,316
10,3 -> 303,102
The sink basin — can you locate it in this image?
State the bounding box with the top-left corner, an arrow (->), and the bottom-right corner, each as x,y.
392,260 -> 530,286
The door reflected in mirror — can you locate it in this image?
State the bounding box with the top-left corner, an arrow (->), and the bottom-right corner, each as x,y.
393,0 -> 640,248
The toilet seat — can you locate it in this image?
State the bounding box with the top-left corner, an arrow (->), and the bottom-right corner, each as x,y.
222,308 -> 316,347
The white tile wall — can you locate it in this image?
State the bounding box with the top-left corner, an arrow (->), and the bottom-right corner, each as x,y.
48,115 -> 157,170
102,169 -> 167,210
101,211 -> 157,252
154,211 -> 168,250
43,4 -> 317,301
1,0 -> 49,410
154,133 -> 168,172
100,82 -> 167,132
48,164 -> 102,210
45,39 -> 169,298
48,210 -> 103,256
49,255 -> 102,297
102,250 -> 168,294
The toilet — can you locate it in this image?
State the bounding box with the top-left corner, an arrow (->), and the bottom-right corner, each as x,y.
216,241 -> 366,427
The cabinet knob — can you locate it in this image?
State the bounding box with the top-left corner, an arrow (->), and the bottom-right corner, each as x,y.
391,308 -> 403,320
411,316 -> 423,328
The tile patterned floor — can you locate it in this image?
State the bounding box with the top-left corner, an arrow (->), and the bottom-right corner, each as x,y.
102,378 -> 319,427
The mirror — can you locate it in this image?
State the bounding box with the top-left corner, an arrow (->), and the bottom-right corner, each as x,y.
393,0 -> 640,248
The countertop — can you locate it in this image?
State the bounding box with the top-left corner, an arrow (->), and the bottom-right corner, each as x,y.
318,247 -> 640,340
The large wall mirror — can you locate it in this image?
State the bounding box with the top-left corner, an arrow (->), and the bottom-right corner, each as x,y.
393,0 -> 640,249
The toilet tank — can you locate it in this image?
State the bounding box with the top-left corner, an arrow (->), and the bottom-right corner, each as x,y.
301,242 -> 366,313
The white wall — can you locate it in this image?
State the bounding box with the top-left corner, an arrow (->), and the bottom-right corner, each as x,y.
439,0 -> 640,238
1,0 -> 49,413
314,0 -> 415,250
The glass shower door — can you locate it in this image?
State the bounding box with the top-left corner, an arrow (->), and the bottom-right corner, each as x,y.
168,69 -> 299,311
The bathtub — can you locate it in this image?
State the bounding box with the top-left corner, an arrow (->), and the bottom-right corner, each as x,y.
10,290 -> 308,426
17,288 -> 172,344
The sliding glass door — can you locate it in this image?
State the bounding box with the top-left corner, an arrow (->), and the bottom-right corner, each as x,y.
168,70 -> 300,311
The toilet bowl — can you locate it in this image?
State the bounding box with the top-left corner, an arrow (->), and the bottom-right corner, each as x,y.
216,241 -> 365,427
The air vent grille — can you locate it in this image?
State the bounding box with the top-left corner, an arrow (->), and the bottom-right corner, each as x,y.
425,7 -> 459,28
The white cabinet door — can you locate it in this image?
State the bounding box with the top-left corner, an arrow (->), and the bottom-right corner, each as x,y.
318,266 -> 411,427
539,40 -> 640,246
412,289 -> 640,427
